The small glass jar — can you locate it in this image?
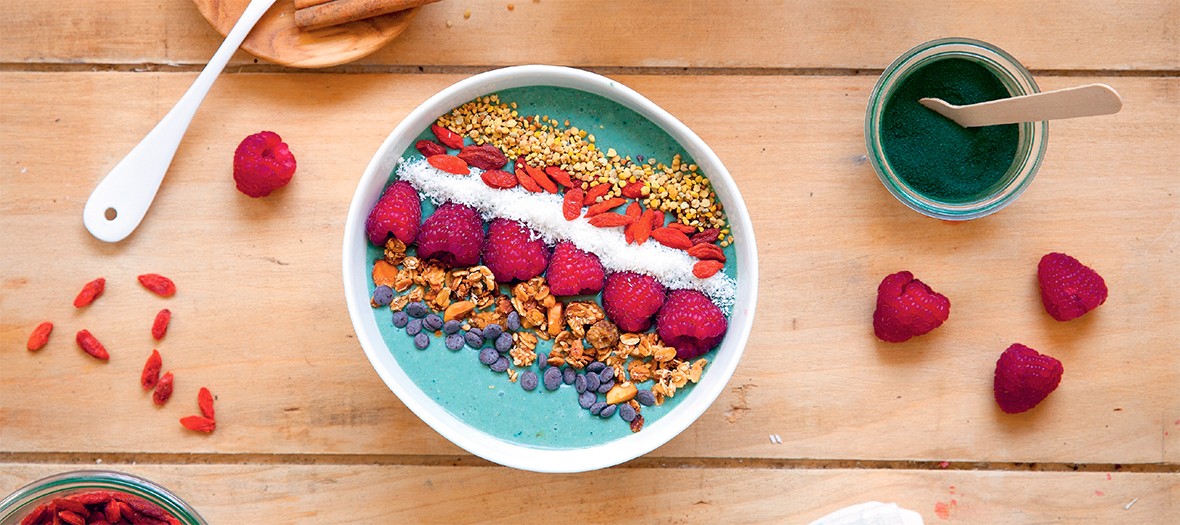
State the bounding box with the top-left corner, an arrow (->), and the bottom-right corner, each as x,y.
865,37 -> 1048,220
0,470 -> 207,525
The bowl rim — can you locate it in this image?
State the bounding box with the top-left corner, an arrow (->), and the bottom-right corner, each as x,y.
342,65 -> 758,472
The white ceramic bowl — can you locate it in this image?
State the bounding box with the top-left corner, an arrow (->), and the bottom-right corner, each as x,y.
342,65 -> 758,472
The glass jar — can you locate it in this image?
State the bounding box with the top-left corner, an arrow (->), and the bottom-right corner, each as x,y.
0,470 -> 207,525
865,37 -> 1048,220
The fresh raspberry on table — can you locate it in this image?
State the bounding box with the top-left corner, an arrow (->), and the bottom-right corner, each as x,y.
482,219 -> 550,283
1038,252 -> 1108,321
657,289 -> 728,360
602,271 -> 666,333
416,202 -> 484,267
547,241 -> 605,296
993,343 -> 1064,414
232,131 -> 296,198
365,180 -> 422,246
872,270 -> 951,343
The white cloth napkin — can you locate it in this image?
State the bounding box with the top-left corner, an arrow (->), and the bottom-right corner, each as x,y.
808,502 -> 924,525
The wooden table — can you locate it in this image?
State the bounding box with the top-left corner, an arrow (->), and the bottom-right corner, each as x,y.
2,1 -> 1177,523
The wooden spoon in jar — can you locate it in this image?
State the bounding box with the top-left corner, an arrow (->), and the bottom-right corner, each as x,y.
919,83 -> 1122,127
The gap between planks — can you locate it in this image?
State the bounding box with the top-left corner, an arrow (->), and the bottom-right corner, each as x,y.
0,63 -> 1178,77
0,453 -> 1176,473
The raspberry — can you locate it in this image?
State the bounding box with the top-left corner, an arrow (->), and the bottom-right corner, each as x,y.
232,131 -> 296,198
657,289 -> 728,360
547,241 -> 605,296
872,271 -> 950,343
482,219 -> 550,283
1038,252 -> 1108,321
416,202 -> 484,267
602,271 -> 666,332
365,181 -> 422,246
993,343 -> 1063,414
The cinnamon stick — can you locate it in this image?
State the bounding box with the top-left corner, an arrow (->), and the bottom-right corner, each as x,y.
295,0 -> 440,31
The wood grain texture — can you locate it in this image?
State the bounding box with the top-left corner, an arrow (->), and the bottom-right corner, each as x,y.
190,0 -> 419,68
0,1 -> 1177,70
1,72 -> 1177,464
1,463 -> 1176,524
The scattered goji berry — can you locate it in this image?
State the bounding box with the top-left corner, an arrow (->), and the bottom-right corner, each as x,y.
691,227 -> 721,245
583,183 -> 611,205
141,349 -> 162,390
693,259 -> 724,279
585,197 -> 627,217
430,123 -> 464,149
457,144 -> 508,170
198,387 -> 215,419
75,330 -> 109,361
687,242 -> 726,262
544,166 -> 574,187
633,210 -> 653,245
624,222 -> 635,244
151,309 -> 171,341
621,181 -> 645,199
667,222 -> 696,235
180,415 -> 216,433
73,277 -> 105,308
27,321 -> 53,351
650,228 -> 693,250
649,209 -> 665,229
426,154 -> 470,175
415,139 -> 447,158
515,166 -> 543,192
153,371 -> 174,406
524,164 -> 557,193
562,188 -> 583,220
137,274 -> 176,297
480,169 -> 518,189
624,201 -> 641,220
588,212 -> 634,228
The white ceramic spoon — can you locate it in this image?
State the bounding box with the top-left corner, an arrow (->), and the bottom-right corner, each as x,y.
919,83 -> 1122,128
83,0 -> 277,243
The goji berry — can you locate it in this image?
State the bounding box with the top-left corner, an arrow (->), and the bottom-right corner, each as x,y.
544,166 -> 574,187
198,386 -> 215,419
585,197 -> 627,217
691,227 -> 721,245
588,213 -> 634,228
137,274 -> 176,297
104,500 -> 123,523
515,166 -> 543,192
562,188 -> 583,220
693,260 -> 724,279
524,165 -> 557,193
650,228 -> 693,250
415,139 -> 447,158
73,277 -> 105,308
116,494 -> 170,521
141,349 -> 162,390
426,154 -> 470,175
27,321 -> 53,351
430,123 -> 464,149
153,371 -> 174,406
68,491 -> 116,506
624,222 -> 635,244
480,169 -> 518,189
621,181 -> 645,199
667,222 -> 696,235
52,498 -> 87,515
687,242 -> 726,262
633,210 -> 653,245
625,201 -> 641,220
583,183 -> 611,205
180,415 -> 216,433
457,144 -> 508,170
56,510 -> 85,525
75,330 -> 109,361
151,309 -> 171,341
649,209 -> 665,229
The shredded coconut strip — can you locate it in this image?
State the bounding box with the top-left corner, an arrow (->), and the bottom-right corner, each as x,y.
396,158 -> 737,308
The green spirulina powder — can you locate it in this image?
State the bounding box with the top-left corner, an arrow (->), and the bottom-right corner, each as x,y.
881,57 -> 1019,203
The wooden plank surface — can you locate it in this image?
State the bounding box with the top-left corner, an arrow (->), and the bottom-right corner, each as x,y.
1,463 -> 1176,524
1,1 -> 1177,70
2,72 -> 1176,464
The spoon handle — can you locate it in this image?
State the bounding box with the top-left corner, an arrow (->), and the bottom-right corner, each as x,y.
920,84 -> 1122,128
83,0 -> 277,243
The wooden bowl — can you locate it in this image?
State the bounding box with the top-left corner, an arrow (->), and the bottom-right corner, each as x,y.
191,0 -> 417,68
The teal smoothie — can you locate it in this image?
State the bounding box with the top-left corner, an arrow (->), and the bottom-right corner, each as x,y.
366,87 -> 737,449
